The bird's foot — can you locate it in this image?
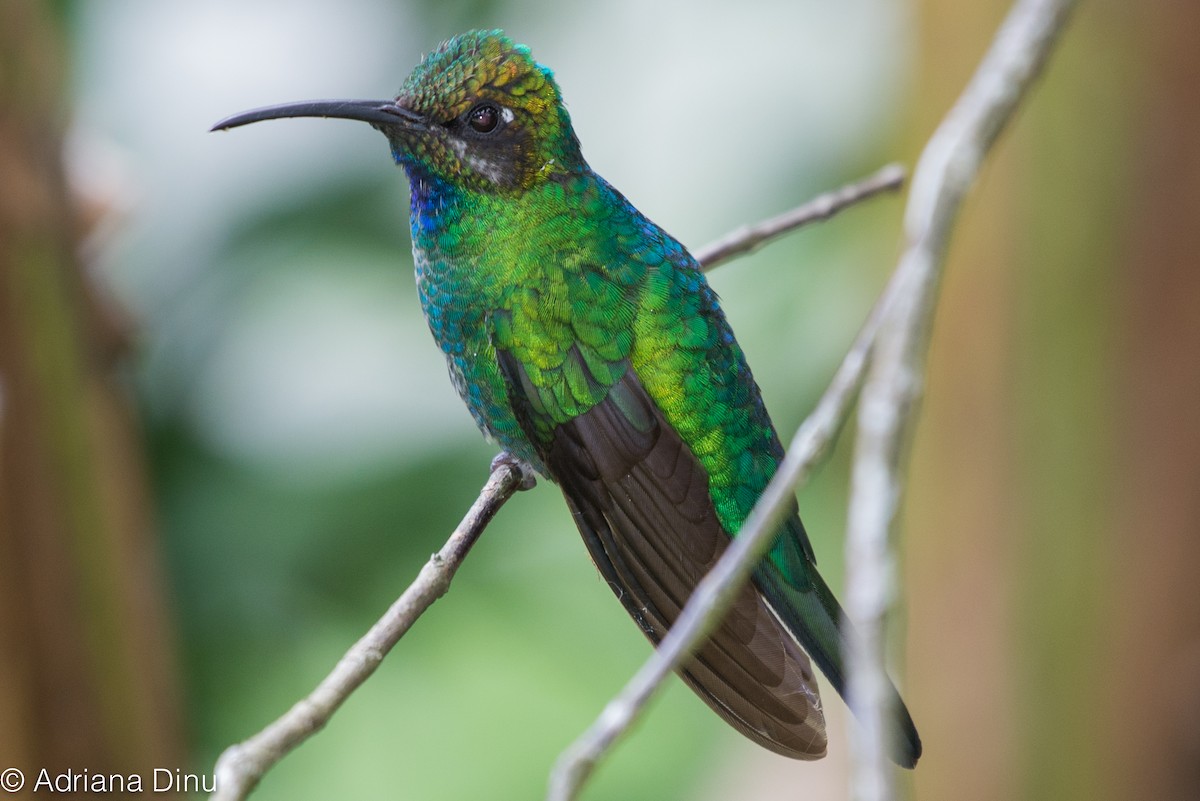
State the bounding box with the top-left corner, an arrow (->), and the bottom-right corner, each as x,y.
490,451 -> 538,491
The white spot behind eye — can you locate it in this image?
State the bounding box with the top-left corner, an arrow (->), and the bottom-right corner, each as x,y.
467,155 -> 505,183
500,106 -> 514,124
451,118 -> 507,184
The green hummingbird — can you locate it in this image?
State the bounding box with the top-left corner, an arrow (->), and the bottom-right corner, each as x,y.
213,29 -> 920,767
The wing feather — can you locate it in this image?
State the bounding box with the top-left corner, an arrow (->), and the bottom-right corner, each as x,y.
539,366 -> 829,758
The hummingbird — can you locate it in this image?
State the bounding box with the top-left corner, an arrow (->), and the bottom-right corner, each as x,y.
213,29 -> 920,767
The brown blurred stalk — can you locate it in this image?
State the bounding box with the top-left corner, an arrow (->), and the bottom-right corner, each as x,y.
0,0 -> 184,782
1110,1 -> 1200,798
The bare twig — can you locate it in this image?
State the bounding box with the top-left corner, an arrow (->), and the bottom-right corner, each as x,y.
210,454 -> 535,801
548,2 -> 1077,799
843,2 -> 1078,800
695,163 -> 906,270
206,167 -> 900,801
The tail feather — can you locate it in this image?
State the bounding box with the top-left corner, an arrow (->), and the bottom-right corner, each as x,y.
754,527 -> 922,768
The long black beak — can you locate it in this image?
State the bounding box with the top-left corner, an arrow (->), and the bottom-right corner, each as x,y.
210,99 -> 427,132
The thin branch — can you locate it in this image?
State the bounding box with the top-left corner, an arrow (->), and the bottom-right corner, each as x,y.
210,454 -> 535,801
205,166 -> 901,801
695,163 -> 906,271
844,2 -> 1078,800
548,1 -> 1078,798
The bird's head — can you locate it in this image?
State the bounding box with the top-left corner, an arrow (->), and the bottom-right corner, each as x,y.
212,30 -> 584,194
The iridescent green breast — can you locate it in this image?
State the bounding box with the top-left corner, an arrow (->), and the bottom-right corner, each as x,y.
407,162 -> 789,544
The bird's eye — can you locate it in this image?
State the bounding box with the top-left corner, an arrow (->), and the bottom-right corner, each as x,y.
467,104 -> 501,134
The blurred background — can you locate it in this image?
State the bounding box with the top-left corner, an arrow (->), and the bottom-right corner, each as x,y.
2,0 -> 1197,799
